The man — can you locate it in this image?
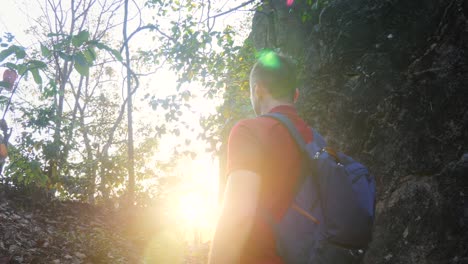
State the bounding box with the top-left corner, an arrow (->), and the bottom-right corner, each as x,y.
209,52 -> 312,264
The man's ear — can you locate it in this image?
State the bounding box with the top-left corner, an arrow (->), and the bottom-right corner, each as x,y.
255,81 -> 267,99
293,88 -> 299,103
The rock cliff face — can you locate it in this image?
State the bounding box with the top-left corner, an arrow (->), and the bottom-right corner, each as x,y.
250,0 -> 468,262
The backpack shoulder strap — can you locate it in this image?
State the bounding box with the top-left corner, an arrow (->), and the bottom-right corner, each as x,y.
263,112 -> 308,152
262,112 -> 313,193
262,112 -> 321,225
311,129 -> 326,150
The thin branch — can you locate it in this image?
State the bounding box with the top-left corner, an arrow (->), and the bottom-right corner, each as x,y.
131,0 -> 144,30
119,24 -> 175,53
207,0 -> 214,31
203,0 -> 256,22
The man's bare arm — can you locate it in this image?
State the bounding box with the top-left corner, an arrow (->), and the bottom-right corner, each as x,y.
208,170 -> 261,264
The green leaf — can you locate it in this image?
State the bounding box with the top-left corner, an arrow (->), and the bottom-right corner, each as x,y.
16,63 -> 28,75
0,81 -> 11,89
75,52 -> 88,66
109,49 -> 123,61
74,53 -> 89,76
28,60 -> 47,69
5,62 -> 16,69
0,46 -> 15,62
13,46 -> 26,59
83,47 -> 96,64
72,30 -> 90,47
30,68 -> 42,84
0,95 -> 9,104
40,43 -> 51,57
47,32 -> 67,38
74,61 -> 89,76
90,41 -> 123,61
57,51 -> 72,61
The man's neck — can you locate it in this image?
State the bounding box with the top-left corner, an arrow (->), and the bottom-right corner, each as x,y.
260,100 -> 294,115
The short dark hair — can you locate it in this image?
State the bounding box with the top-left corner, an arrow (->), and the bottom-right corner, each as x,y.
250,52 -> 297,101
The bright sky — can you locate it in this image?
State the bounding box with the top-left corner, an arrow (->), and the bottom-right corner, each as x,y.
0,0 -> 253,243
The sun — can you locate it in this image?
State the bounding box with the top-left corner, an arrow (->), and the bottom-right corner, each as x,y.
176,189 -> 217,244
178,192 -> 206,224
170,155 -> 219,243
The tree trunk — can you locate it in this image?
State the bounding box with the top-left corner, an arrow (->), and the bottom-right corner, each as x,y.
123,0 -> 135,207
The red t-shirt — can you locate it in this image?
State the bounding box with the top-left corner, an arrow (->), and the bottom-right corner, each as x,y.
226,105 -> 313,264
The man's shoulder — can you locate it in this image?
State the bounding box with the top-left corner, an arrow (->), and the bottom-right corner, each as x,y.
231,116 -> 282,135
232,114 -> 313,146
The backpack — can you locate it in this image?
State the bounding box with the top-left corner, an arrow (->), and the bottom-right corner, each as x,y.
263,113 -> 376,264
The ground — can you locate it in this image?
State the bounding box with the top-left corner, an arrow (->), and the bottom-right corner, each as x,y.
0,187 -> 208,264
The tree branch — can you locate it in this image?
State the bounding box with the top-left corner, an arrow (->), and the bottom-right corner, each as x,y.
204,0 -> 256,22
119,24 -> 175,53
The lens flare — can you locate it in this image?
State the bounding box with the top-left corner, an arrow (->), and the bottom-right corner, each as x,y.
257,50 -> 281,69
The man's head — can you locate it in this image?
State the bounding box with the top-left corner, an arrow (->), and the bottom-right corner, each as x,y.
249,51 -> 298,115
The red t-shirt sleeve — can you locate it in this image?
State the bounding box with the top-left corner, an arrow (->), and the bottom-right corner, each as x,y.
226,120 -> 263,175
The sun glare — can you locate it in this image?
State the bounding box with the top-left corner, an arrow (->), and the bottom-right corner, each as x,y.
167,155 -> 219,244
179,192 -> 205,223
175,188 -> 217,244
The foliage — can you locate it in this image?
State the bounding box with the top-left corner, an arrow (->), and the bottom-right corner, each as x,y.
0,33 -> 47,90
143,0 -> 243,95
0,0 -> 263,207
141,0 -> 333,157
297,0 -> 330,23
194,0 -> 332,155
0,0 -> 146,203
40,30 -> 122,77
199,38 -> 257,153
5,144 -> 49,187
138,0 -> 259,158
0,34 -> 49,193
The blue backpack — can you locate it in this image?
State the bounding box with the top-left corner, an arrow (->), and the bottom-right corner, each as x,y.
264,113 -> 376,264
